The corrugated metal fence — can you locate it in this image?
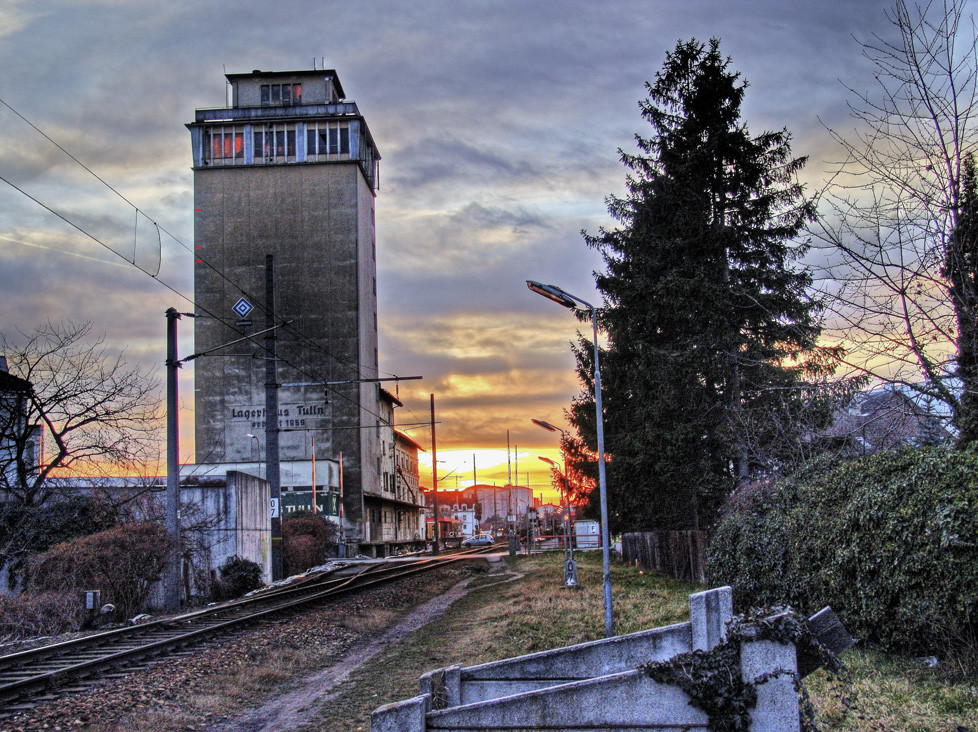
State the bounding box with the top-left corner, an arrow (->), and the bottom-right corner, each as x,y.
621,531 -> 710,584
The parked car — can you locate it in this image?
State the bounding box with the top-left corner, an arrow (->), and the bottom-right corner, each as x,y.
462,533 -> 495,547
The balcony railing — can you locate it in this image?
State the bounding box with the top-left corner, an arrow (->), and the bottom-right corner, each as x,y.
194,102 -> 361,124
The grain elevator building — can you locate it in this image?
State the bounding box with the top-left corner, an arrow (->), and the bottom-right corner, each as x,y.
188,68 -> 420,555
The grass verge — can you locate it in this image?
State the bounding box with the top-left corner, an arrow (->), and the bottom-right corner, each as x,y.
309,551 -> 978,732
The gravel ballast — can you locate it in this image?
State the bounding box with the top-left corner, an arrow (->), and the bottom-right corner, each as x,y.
0,564 -> 478,732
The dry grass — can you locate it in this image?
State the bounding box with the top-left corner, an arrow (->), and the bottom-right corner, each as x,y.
339,606 -> 398,634
806,648 -> 978,731
309,551 -> 697,732
308,551 -> 978,732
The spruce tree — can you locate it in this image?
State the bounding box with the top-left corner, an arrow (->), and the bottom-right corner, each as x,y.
568,38 -> 823,531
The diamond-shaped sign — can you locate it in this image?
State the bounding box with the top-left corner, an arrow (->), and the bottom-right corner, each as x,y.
232,297 -> 253,319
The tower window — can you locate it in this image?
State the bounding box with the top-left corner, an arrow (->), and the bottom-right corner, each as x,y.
203,126 -> 244,165
330,126 -> 350,155
254,124 -> 297,162
260,83 -> 302,106
305,122 -> 352,160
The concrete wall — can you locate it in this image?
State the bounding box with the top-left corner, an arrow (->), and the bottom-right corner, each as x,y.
179,471 -> 271,587
372,587 -> 803,731
420,587 -> 731,706
227,471 -> 271,582
1,472 -> 274,601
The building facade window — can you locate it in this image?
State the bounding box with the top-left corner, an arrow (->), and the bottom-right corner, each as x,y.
203,126 -> 245,165
305,121 -> 351,160
254,124 -> 297,163
194,119 -> 375,188
260,83 -> 302,106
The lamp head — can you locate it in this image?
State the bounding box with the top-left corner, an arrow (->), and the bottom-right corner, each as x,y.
526,280 -> 577,310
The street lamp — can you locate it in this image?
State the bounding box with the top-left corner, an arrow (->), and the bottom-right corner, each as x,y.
246,433 -> 262,479
538,454 -> 577,588
533,418 -> 575,565
527,280 -> 613,637
531,418 -> 563,435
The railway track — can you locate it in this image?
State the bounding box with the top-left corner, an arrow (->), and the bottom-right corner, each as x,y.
0,547 -> 493,715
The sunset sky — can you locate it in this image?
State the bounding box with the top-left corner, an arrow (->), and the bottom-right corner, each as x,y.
0,0 -> 897,498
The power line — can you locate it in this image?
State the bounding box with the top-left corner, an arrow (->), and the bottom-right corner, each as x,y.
0,95 -> 413,428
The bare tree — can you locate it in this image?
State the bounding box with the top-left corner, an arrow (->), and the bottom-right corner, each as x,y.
0,320 -> 162,508
813,0 -> 978,440
728,375 -> 869,475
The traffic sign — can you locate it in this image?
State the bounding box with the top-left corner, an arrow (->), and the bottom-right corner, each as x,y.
233,297 -> 253,319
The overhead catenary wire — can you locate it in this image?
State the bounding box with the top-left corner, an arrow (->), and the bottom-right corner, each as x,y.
0,94 -> 389,382
0,94 -> 419,428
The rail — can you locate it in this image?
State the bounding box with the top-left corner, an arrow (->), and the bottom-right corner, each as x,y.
0,546 -> 493,713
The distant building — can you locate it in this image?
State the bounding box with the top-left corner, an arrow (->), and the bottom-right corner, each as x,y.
0,356 -> 40,495
822,385 -> 953,456
423,483 -> 538,536
394,429 -> 426,542
188,68 -> 420,555
362,390 -> 425,552
451,508 -> 478,537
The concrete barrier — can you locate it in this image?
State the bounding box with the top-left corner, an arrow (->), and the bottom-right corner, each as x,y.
380,668 -> 713,731
416,586 -> 732,708
375,637 -> 799,731
369,586 -> 807,731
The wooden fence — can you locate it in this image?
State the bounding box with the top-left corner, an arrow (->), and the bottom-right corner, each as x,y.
621,530 -> 710,584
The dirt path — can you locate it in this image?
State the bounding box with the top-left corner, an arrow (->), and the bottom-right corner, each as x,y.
205,571 -> 521,732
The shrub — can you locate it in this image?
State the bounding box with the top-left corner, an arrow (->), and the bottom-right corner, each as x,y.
0,591 -> 82,641
283,512 -> 338,576
211,555 -> 264,601
707,447 -> 978,662
28,521 -> 170,620
1,495 -> 119,591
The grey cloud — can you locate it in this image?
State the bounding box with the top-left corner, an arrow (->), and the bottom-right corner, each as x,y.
448,201 -> 548,234
0,0 -> 904,451
386,135 -> 542,190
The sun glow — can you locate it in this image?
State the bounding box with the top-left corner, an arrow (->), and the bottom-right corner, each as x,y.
419,446 -> 568,505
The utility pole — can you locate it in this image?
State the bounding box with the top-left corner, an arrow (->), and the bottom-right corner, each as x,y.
265,255 -> 283,581
430,393 -> 439,555
311,436 -> 317,514
338,452 -> 346,558
164,308 -> 182,614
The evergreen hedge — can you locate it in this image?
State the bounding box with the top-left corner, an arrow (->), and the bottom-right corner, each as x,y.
707,447 -> 978,660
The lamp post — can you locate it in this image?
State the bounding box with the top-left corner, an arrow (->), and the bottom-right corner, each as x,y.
527,280 -> 613,637
538,454 -> 577,587
246,433 -> 262,479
